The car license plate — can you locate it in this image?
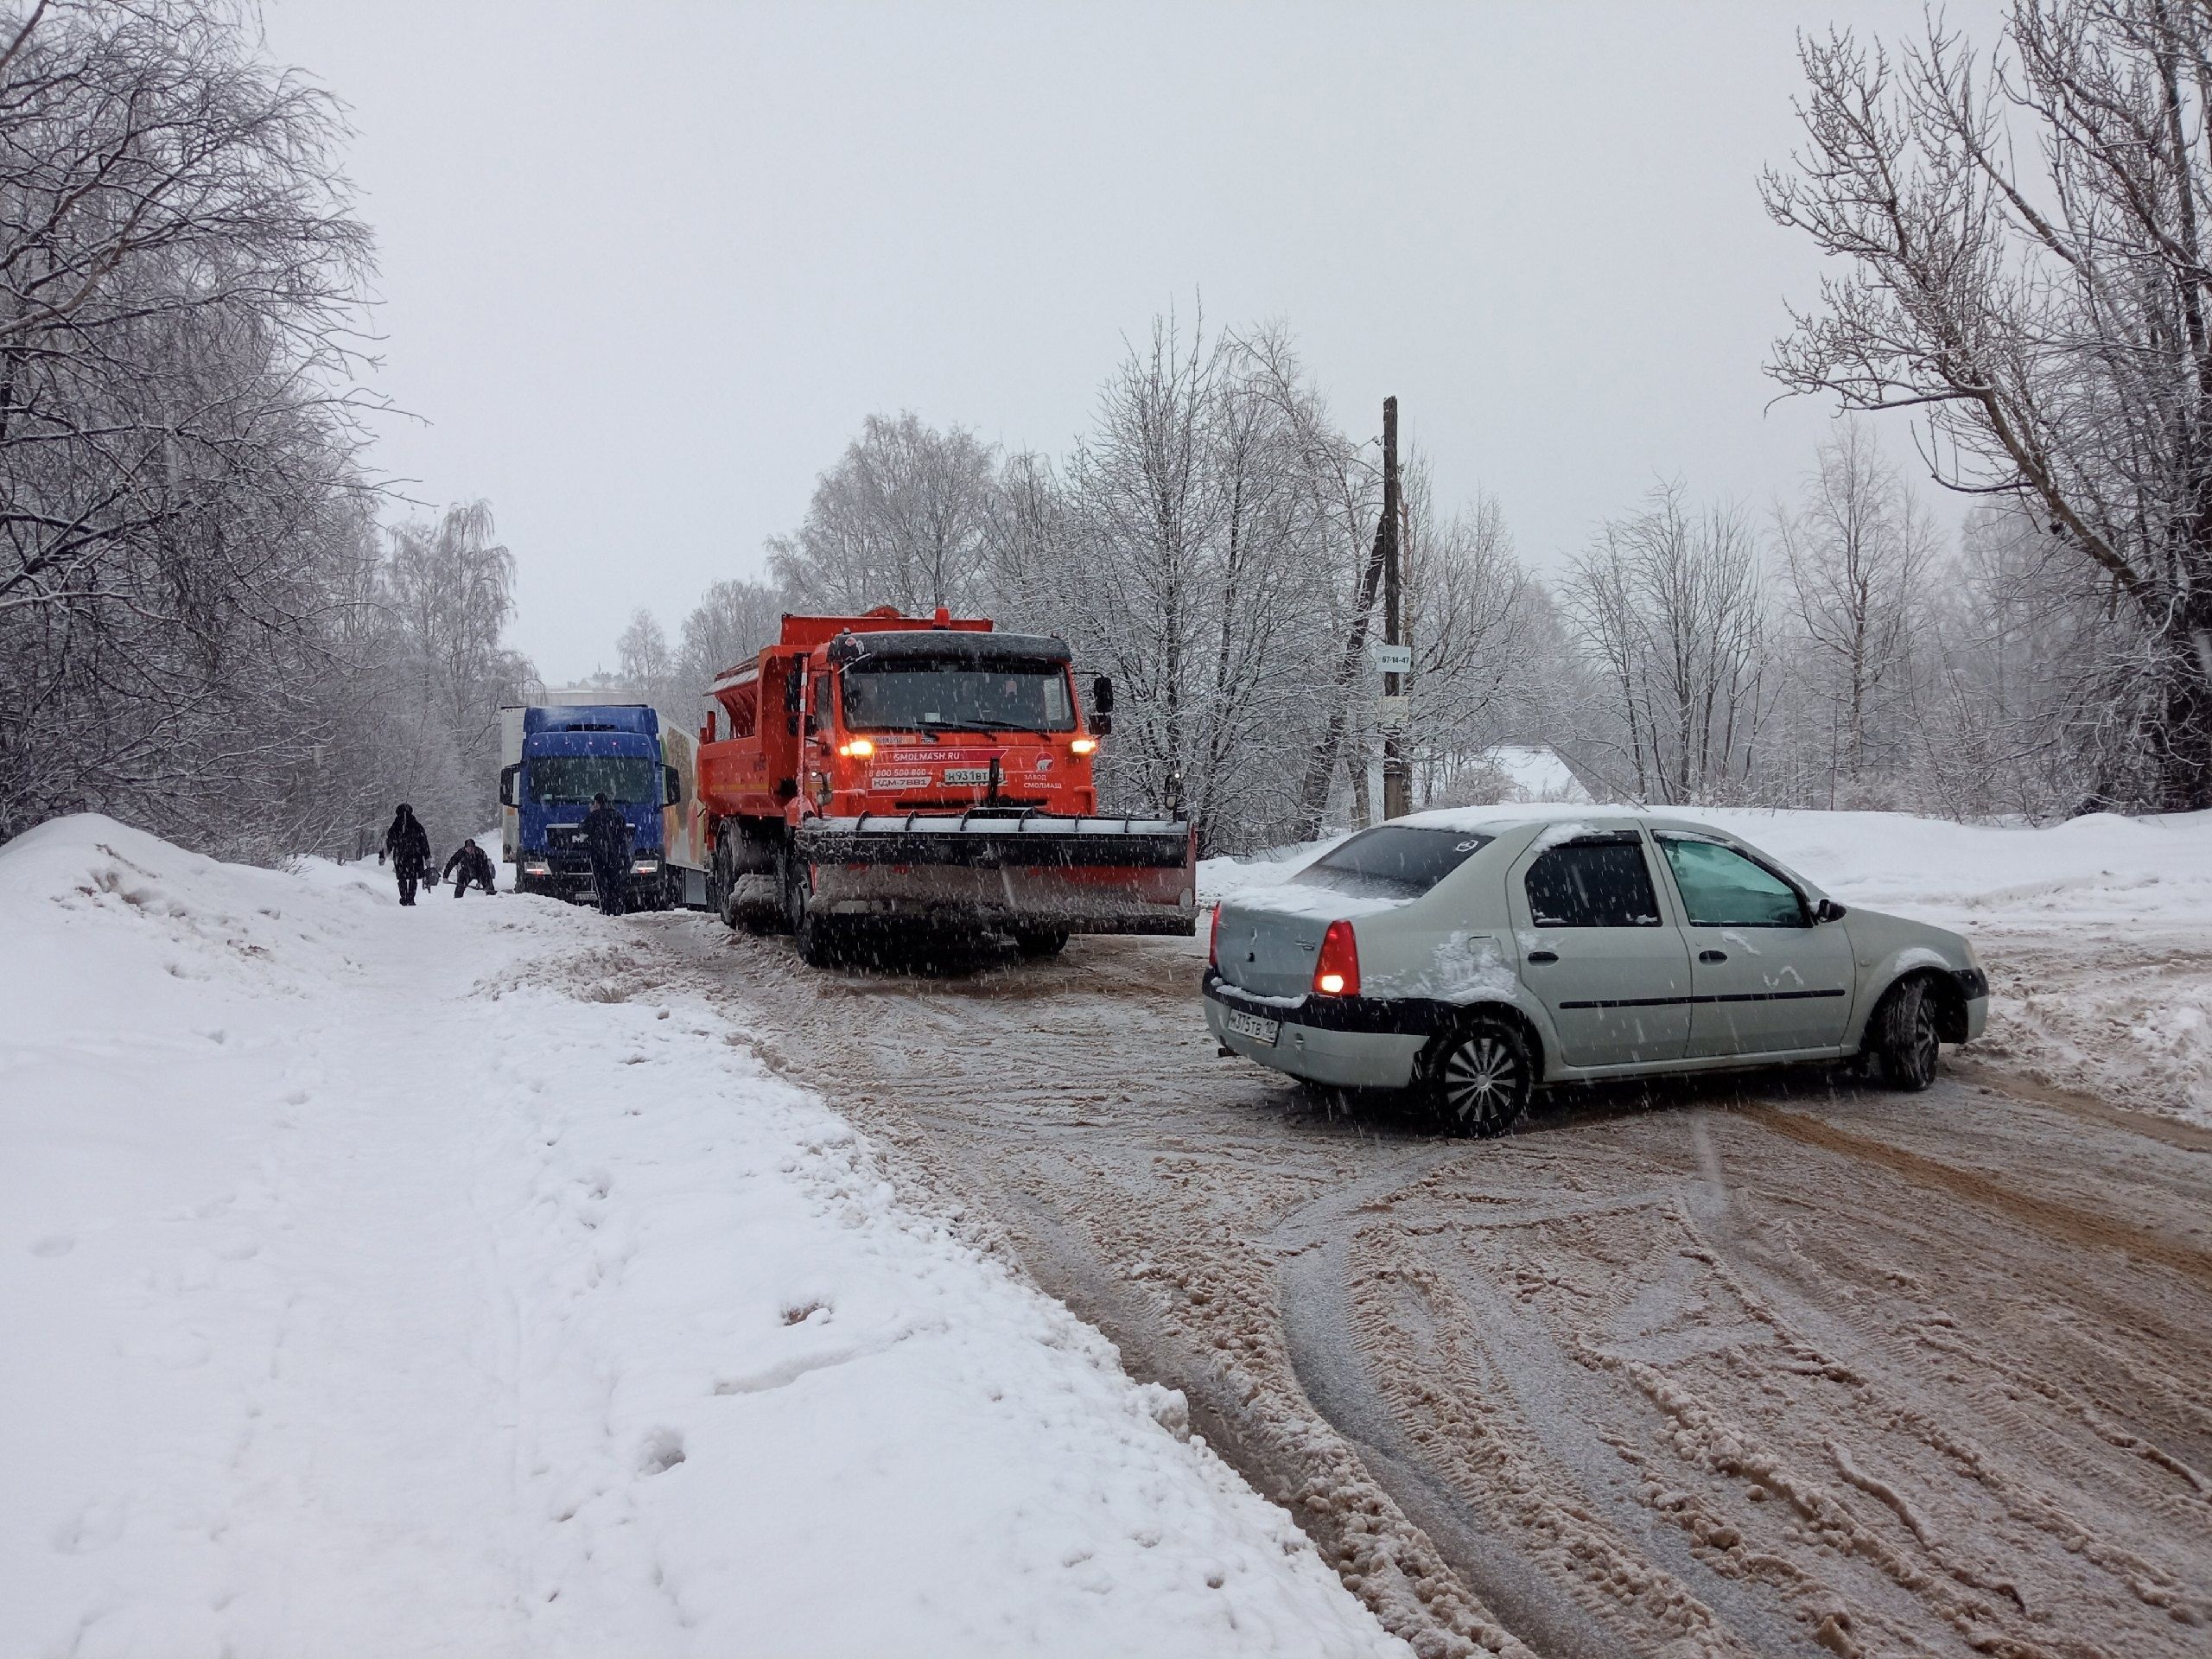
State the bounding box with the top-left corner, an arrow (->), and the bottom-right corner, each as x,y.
944,767 -> 992,785
1224,1007 -> 1279,1046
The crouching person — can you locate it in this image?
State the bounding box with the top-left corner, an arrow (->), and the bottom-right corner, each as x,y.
443,839 -> 498,897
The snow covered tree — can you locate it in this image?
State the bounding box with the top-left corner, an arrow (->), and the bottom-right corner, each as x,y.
1561,482 -> 1773,804
0,0 -> 381,853
1767,0 -> 2212,809
768,413 -> 998,614
1773,424 -> 1936,803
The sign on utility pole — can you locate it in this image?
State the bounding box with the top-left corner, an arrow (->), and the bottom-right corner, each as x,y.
1380,397 -> 1411,820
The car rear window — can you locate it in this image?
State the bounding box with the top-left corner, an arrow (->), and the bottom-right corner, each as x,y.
1294,826 -> 1494,900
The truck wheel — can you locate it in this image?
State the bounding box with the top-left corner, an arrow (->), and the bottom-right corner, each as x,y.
1425,1015 -> 1535,1138
1866,975 -> 1942,1091
781,852 -> 839,968
1013,927 -> 1069,958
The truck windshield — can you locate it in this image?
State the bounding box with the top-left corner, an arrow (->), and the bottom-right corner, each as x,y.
841,661 -> 1075,734
526,756 -> 658,805
1294,826 -> 1494,900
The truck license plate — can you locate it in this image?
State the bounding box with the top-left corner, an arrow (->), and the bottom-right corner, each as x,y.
944,767 -> 992,785
1224,1007 -> 1279,1046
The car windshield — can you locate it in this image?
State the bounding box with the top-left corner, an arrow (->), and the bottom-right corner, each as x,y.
841,661 -> 1075,734
526,755 -> 657,806
1294,826 -> 1494,900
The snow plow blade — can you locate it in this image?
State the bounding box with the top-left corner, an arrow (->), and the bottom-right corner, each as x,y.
796,815 -> 1198,935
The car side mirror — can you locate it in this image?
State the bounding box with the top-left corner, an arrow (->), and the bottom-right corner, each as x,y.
1813,897 -> 1847,923
664,765 -> 682,807
499,765 -> 518,808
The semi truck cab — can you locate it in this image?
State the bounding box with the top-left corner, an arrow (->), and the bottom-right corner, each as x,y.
500,704 -> 683,907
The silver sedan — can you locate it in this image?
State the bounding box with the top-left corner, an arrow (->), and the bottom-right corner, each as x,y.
1203,809 -> 1988,1135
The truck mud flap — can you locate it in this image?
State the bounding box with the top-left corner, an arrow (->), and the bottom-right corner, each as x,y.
795,816 -> 1197,935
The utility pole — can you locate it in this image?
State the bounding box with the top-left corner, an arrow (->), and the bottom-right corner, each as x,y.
1380,396 -> 1411,821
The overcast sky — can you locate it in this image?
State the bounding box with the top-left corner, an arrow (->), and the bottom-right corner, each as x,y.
260,0 -> 1999,681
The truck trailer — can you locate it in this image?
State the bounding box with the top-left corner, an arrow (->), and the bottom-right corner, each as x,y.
696,607 -> 1195,963
498,702 -> 709,910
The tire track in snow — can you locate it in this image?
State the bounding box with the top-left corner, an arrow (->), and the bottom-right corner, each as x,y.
1735,1102 -> 2212,1287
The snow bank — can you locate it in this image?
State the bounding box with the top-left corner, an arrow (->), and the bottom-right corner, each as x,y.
0,817 -> 1404,1658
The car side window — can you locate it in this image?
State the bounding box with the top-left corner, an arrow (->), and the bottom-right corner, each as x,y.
1657,836 -> 1806,927
1524,833 -> 1663,927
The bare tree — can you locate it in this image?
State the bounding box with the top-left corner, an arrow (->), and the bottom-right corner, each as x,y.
1562,482 -> 1772,804
0,0 -> 382,852
677,575 -> 786,689
1399,462 -> 1543,804
616,606 -> 695,715
767,412 -> 998,613
1910,505 -> 2148,817
1230,327 -> 1385,840
1766,0 -> 2212,809
1774,424 -> 1936,800
373,502 -> 531,842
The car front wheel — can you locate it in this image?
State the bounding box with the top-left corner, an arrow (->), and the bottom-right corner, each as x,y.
1428,1016 -> 1535,1138
1868,975 -> 1942,1091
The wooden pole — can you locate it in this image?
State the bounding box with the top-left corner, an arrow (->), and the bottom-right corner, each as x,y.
1381,397 -> 1410,820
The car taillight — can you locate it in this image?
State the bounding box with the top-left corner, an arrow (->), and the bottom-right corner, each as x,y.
1313,919 -> 1359,997
1207,904 -> 1222,967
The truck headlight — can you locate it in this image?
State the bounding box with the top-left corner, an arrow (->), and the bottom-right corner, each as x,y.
523,860 -> 550,874
632,858 -> 660,874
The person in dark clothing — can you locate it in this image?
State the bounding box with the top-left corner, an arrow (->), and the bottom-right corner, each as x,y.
442,839 -> 497,897
379,804 -> 432,906
580,791 -> 632,916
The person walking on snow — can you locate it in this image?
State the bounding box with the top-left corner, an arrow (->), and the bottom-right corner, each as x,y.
442,838 -> 497,898
379,804 -> 432,906
581,791 -> 632,916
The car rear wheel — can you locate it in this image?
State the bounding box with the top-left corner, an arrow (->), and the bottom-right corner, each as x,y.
1868,975 -> 1942,1091
1428,1016 -> 1535,1138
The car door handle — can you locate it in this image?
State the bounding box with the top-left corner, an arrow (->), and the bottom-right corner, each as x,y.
1699,949 -> 1728,963
1526,950 -> 1559,964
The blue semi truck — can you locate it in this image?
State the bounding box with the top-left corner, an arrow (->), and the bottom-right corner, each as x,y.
497,702 -> 709,910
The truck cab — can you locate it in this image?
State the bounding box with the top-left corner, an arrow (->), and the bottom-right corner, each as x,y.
500,705 -> 682,907
695,608 -> 1194,961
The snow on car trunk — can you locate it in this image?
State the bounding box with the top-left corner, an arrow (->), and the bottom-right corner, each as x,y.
0,816 -> 1407,1658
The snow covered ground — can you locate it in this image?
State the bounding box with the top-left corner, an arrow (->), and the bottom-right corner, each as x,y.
0,817 -> 1405,1658
1203,805 -> 2212,1124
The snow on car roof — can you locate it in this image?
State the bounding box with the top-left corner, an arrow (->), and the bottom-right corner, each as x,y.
1394,802 -> 1687,834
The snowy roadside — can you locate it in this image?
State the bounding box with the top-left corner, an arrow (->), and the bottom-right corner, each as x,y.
0,817 -> 1407,1658
1201,805 -> 2212,1126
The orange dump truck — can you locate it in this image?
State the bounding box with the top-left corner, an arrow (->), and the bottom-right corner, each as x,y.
695,607 -> 1197,963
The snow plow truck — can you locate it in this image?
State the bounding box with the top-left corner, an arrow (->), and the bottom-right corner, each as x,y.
696,607 -> 1196,963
